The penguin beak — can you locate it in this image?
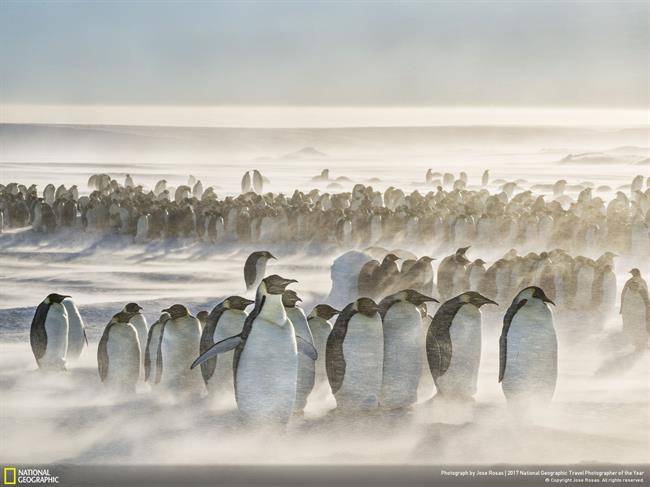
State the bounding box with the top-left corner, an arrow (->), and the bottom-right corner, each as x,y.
545,298 -> 556,306
268,253 -> 276,259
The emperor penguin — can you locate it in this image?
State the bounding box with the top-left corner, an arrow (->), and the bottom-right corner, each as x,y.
282,290 -> 317,414
427,292 -> 497,400
157,304 -> 204,397
144,312 -> 170,386
198,296 -> 254,395
499,286 -> 557,409
244,250 -> 276,291
191,275 -> 317,425
307,304 -> 340,385
326,297 -> 383,412
620,269 -> 650,349
241,172 -> 253,193
30,293 -> 70,371
98,311 -> 140,393
482,169 -> 490,187
437,247 -> 470,301
467,259 -> 487,292
122,303 -> 148,378
62,297 -> 88,361
379,290 -> 438,409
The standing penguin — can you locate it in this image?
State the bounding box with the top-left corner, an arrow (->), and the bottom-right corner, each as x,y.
307,304 -> 340,385
98,311 -> 140,393
62,297 -> 88,361
191,275 -> 316,425
326,298 -> 383,412
30,293 -> 70,371
379,290 -> 438,409
499,287 -> 557,408
437,247 -> 470,300
244,250 -> 276,291
620,269 -> 650,349
198,296 -> 254,395
427,292 -> 497,399
122,303 -> 148,378
157,304 -> 204,397
144,312 -> 170,386
282,290 -> 316,414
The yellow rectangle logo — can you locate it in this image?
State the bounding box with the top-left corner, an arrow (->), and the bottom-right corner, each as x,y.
3,467 -> 17,485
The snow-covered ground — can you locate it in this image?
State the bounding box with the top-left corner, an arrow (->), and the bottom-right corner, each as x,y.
1,123 -> 648,465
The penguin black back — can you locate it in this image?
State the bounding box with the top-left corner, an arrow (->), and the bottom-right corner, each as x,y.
499,296 -> 530,383
325,302 -> 357,394
426,297 -> 465,379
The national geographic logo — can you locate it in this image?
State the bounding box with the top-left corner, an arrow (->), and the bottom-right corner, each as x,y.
3,467 -> 59,485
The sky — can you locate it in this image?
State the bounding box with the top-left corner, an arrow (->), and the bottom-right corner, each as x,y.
0,1 -> 648,126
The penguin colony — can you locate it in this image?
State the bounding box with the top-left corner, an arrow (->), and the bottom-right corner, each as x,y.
30,247 -> 649,425
2,170 -> 649,258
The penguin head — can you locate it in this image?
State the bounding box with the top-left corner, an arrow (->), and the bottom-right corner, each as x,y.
418,256 -> 435,264
254,250 -> 276,261
473,258 -> 486,266
308,304 -> 340,321
401,289 -> 439,306
162,304 -> 190,320
281,290 -> 302,308
196,311 -> 209,325
225,296 -> 255,311
382,253 -> 401,265
112,311 -> 137,324
45,293 -> 70,304
456,246 -> 470,256
516,286 -> 555,306
261,275 -> 298,295
629,268 -> 641,278
124,302 -> 143,313
459,291 -> 498,308
354,297 -> 379,317
157,312 -> 171,324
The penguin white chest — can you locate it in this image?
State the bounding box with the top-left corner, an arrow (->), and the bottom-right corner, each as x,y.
337,313 -> 383,410
287,307 -> 316,412
236,315 -> 298,423
435,304 -> 482,398
161,318 -> 203,392
62,299 -> 86,360
502,302 -> 557,402
380,302 -> 423,408
146,323 -> 163,382
42,304 -> 69,369
309,318 -> 332,383
106,323 -> 140,386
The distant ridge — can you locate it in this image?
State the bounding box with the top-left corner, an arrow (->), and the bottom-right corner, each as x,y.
282,147 -> 328,159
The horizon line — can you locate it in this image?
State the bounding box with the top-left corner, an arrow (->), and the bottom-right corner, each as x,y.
2,104 -> 649,129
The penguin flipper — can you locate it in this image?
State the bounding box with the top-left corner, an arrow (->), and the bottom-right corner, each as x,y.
191,335 -> 242,369
296,336 -> 318,360
97,325 -> 112,383
499,298 -> 527,382
426,327 -> 452,379
30,301 -> 50,362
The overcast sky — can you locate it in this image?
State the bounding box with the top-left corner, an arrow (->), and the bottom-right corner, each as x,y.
1,1 -> 648,108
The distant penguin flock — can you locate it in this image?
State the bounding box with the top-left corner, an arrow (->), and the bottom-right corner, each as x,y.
2,170 -> 648,260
